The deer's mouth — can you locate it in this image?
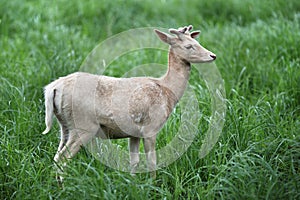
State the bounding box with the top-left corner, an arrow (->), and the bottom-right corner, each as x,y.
189,54 -> 216,63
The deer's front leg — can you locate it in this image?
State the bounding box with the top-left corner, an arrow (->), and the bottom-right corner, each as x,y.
143,135 -> 157,178
129,137 -> 140,174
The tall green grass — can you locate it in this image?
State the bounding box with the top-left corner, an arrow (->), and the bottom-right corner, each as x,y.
1,0 -> 299,199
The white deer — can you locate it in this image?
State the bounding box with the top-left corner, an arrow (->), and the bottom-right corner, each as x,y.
42,25 -> 216,183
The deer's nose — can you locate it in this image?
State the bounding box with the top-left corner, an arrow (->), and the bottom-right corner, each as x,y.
210,54 -> 217,60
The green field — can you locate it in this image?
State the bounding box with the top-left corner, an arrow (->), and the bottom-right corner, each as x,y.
1,0 -> 300,199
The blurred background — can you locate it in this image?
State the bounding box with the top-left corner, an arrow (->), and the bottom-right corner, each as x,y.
0,0 -> 299,199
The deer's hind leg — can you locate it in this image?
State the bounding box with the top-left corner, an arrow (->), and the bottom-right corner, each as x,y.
54,128 -> 97,185
53,124 -> 69,186
57,124 -> 68,152
55,129 -> 96,162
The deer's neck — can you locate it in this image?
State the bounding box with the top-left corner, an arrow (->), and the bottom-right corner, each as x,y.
160,49 -> 191,101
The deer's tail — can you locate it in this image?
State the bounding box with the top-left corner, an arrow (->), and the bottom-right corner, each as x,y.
42,84 -> 55,135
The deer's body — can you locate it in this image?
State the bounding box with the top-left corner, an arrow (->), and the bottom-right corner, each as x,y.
42,25 -> 216,184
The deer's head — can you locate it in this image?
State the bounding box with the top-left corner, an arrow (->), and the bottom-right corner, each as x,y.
155,25 -> 216,63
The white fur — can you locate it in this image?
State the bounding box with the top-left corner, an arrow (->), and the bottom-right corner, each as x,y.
42,25 -> 216,183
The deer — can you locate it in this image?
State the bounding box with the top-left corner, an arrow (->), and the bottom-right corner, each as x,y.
42,25 -> 216,184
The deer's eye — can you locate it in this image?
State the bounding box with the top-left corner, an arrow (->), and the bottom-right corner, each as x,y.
185,45 -> 193,50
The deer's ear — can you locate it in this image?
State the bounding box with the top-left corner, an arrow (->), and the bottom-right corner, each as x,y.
154,29 -> 173,45
191,31 -> 201,39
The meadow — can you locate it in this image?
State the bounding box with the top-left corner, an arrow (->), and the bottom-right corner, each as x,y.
0,0 -> 299,199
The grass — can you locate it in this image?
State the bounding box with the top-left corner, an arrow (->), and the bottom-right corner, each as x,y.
1,0 -> 300,199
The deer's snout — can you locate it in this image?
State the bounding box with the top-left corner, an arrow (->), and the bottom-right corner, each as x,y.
210,54 -> 217,60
